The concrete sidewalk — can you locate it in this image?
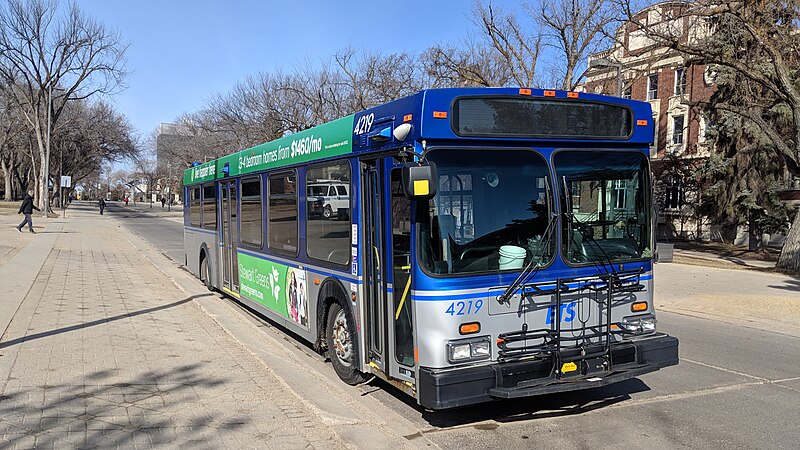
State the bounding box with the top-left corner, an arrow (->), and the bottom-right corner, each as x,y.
0,203 -> 401,449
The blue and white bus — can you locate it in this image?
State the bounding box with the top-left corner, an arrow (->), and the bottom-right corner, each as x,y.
182,87 -> 678,409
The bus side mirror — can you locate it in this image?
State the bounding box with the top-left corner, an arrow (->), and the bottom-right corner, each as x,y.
401,162 -> 438,200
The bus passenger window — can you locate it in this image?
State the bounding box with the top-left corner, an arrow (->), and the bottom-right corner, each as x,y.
190,187 -> 201,226
240,177 -> 262,247
306,162 -> 351,265
268,171 -> 298,254
202,184 -> 216,229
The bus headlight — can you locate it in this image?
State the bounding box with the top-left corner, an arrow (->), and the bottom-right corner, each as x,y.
621,314 -> 657,334
447,336 -> 491,363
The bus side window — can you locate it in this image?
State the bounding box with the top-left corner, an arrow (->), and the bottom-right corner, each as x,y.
306,161 -> 351,265
190,187 -> 201,227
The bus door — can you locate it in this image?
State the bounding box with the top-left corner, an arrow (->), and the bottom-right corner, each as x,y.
220,181 -> 240,293
361,158 -> 416,382
362,159 -> 387,373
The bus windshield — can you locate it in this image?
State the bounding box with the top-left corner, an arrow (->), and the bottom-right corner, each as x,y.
554,150 -> 652,264
419,149 -> 553,275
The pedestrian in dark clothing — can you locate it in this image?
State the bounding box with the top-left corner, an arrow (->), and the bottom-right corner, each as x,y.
99,198 -> 106,215
16,190 -> 40,233
161,197 -> 166,208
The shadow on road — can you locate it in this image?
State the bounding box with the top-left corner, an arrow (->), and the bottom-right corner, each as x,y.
361,370 -> 652,429
0,363 -> 239,449
0,293 -> 213,350
767,279 -> 800,292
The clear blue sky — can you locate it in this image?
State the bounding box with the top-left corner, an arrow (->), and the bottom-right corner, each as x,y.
76,0 -> 518,140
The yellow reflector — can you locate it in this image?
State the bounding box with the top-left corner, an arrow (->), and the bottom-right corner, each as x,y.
561,362 -> 578,373
637,119 -> 649,126
632,302 -> 648,312
459,322 -> 481,335
496,338 -> 505,346
433,111 -> 448,119
544,90 -> 556,97
413,180 -> 429,196
567,91 -> 579,98
519,88 -> 532,96
414,347 -> 419,363
611,324 -> 620,330
403,114 -> 412,122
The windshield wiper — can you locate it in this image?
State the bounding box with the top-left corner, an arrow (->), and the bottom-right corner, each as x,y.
496,177 -> 556,305
561,176 -> 619,278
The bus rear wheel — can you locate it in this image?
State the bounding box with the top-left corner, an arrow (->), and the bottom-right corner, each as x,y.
326,302 -> 366,385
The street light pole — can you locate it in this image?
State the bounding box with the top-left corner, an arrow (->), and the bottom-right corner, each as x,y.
589,57 -> 623,97
167,163 -> 172,212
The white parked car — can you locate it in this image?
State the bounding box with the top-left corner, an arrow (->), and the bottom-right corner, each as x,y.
307,182 -> 349,219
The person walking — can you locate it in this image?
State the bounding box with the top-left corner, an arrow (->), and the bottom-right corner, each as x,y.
99,197 -> 106,215
16,190 -> 40,234
160,196 -> 166,208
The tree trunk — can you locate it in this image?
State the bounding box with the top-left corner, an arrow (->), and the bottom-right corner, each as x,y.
1,157 -> 12,201
776,208 -> 800,274
748,210 -> 761,252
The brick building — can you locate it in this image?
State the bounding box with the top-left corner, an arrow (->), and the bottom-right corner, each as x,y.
580,1 -> 716,238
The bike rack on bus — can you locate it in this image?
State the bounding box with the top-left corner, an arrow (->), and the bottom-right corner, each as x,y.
496,268 -> 646,379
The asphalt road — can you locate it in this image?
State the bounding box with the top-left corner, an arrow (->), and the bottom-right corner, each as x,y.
109,202 -> 800,449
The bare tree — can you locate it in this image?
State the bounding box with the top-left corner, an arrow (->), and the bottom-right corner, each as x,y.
0,0 -> 127,212
473,1 -> 544,87
532,0 -> 617,90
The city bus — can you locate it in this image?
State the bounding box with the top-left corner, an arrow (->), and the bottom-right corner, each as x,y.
182,87 -> 679,409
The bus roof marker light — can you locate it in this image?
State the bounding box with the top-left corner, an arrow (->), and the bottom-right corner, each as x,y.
519,88 -> 532,96
567,92 -> 579,98
192,162 -> 200,167
544,90 -> 556,97
393,123 -> 412,141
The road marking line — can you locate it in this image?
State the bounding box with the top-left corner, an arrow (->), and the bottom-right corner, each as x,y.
682,358 -> 767,382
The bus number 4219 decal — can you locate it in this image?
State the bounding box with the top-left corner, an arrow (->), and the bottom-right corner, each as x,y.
445,300 -> 484,316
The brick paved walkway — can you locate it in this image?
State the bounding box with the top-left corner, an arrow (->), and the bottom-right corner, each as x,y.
0,204 -> 346,449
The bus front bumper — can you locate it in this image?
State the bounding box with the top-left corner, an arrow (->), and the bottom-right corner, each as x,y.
418,333 -> 678,410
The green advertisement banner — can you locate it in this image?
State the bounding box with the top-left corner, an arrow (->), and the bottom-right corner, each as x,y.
237,252 -> 309,330
221,114 -> 355,178
181,114 -> 355,184
183,160 -> 217,185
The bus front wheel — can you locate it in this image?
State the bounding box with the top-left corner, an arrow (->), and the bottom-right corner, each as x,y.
200,256 -> 212,291
326,302 -> 366,385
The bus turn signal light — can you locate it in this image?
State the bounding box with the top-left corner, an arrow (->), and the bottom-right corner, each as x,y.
459,322 -> 481,335
403,114 -> 412,122
632,301 -> 648,312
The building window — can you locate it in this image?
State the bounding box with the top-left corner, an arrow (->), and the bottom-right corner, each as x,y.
306,161 -> 351,265
202,184 -> 216,229
190,187 -> 201,227
268,171 -> 298,254
674,67 -> 687,96
671,115 -> 685,145
622,85 -> 632,99
240,177 -> 262,247
612,180 -> 627,209
647,74 -> 659,100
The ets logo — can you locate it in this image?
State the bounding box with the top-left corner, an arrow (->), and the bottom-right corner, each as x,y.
545,302 -> 577,324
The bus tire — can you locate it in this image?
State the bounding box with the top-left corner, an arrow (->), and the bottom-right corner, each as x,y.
326,302 -> 366,385
200,256 -> 212,291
